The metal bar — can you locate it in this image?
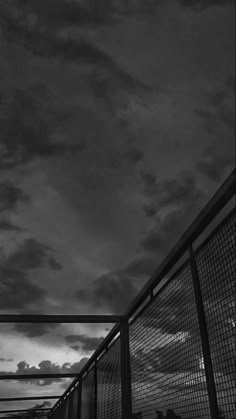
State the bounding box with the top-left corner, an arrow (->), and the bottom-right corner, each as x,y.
120,319 -> 132,419
0,408 -> 51,414
77,380 -> 82,419
189,244 -> 220,419
0,314 -> 122,323
67,391 -> 73,419
0,373 -> 78,380
0,396 -> 60,402
94,361 -> 97,419
0,415 -> 49,419
125,168 -> 235,319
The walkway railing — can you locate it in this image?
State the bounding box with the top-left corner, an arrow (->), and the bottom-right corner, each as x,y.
0,169 -> 235,419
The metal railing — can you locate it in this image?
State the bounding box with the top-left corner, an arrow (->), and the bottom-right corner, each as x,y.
0,169 -> 235,419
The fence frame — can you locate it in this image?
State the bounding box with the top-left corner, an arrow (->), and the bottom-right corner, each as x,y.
0,169 -> 235,419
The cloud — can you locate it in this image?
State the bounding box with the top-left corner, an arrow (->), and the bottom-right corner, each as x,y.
0,84 -> 85,170
0,181 -> 29,213
139,174 -> 205,257
194,79 -> 235,130
14,323 -> 58,338
178,0 -> 234,10
125,254 -> 159,278
0,269 -> 46,310
65,334 -> 104,352
139,171 -> 205,224
0,219 -> 22,231
197,146 -> 234,182
3,238 -> 62,272
30,401 -> 52,410
0,238 -> 62,310
121,146 -> 144,166
0,358 -> 89,386
76,272 -> 137,314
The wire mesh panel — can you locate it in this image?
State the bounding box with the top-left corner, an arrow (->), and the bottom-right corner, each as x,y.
52,403 -> 64,419
81,368 -> 95,419
130,263 -> 211,419
97,337 -> 121,419
195,211 -> 236,419
64,397 -> 70,418
69,385 -> 80,419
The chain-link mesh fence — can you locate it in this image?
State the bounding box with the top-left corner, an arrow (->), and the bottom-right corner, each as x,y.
129,262 -> 211,419
97,337 -> 121,419
45,174 -> 236,419
81,368 -> 95,419
195,210 -> 235,419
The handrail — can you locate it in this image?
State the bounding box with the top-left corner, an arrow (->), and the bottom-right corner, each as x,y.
125,168 -> 235,319
0,373 -> 78,380
0,314 -> 122,323
0,396 -> 60,402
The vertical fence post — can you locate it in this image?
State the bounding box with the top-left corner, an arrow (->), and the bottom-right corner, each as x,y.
120,317 -> 132,419
78,379 -> 82,419
68,392 -> 73,419
94,361 -> 98,419
189,244 -> 220,419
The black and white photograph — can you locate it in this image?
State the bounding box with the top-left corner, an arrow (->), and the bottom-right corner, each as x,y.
0,0 -> 235,418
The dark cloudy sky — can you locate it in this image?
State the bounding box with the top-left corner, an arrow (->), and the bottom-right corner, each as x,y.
0,0 -> 235,413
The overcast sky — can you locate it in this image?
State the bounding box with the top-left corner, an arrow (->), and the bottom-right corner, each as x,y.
0,0 -> 235,414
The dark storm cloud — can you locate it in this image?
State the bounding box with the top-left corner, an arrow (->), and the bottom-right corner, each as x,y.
0,358 -> 88,386
194,78 -> 235,130
140,170 -> 157,196
65,334 -> 104,352
226,75 -> 235,92
140,171 -> 204,223
0,84 -> 85,170
76,272 -> 137,314
154,173 -> 202,208
197,147 -> 234,182
119,173 -> 207,284
48,256 -> 62,271
5,238 -> 62,272
125,254 -> 158,277
140,171 -> 204,227
179,0 -> 234,10
121,146 -> 144,166
140,206 -> 202,261
0,181 -> 29,213
0,219 -> 22,231
0,3 -> 147,118
0,269 -> 46,310
14,323 -> 58,338
0,3 -> 131,72
0,238 -> 62,309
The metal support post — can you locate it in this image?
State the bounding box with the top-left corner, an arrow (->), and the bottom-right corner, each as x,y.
78,379 -> 82,419
94,362 -> 98,419
120,318 -> 132,419
189,245 -> 220,419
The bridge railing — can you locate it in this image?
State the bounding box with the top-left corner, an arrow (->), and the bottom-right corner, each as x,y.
0,169 -> 235,419
49,169 -> 235,419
